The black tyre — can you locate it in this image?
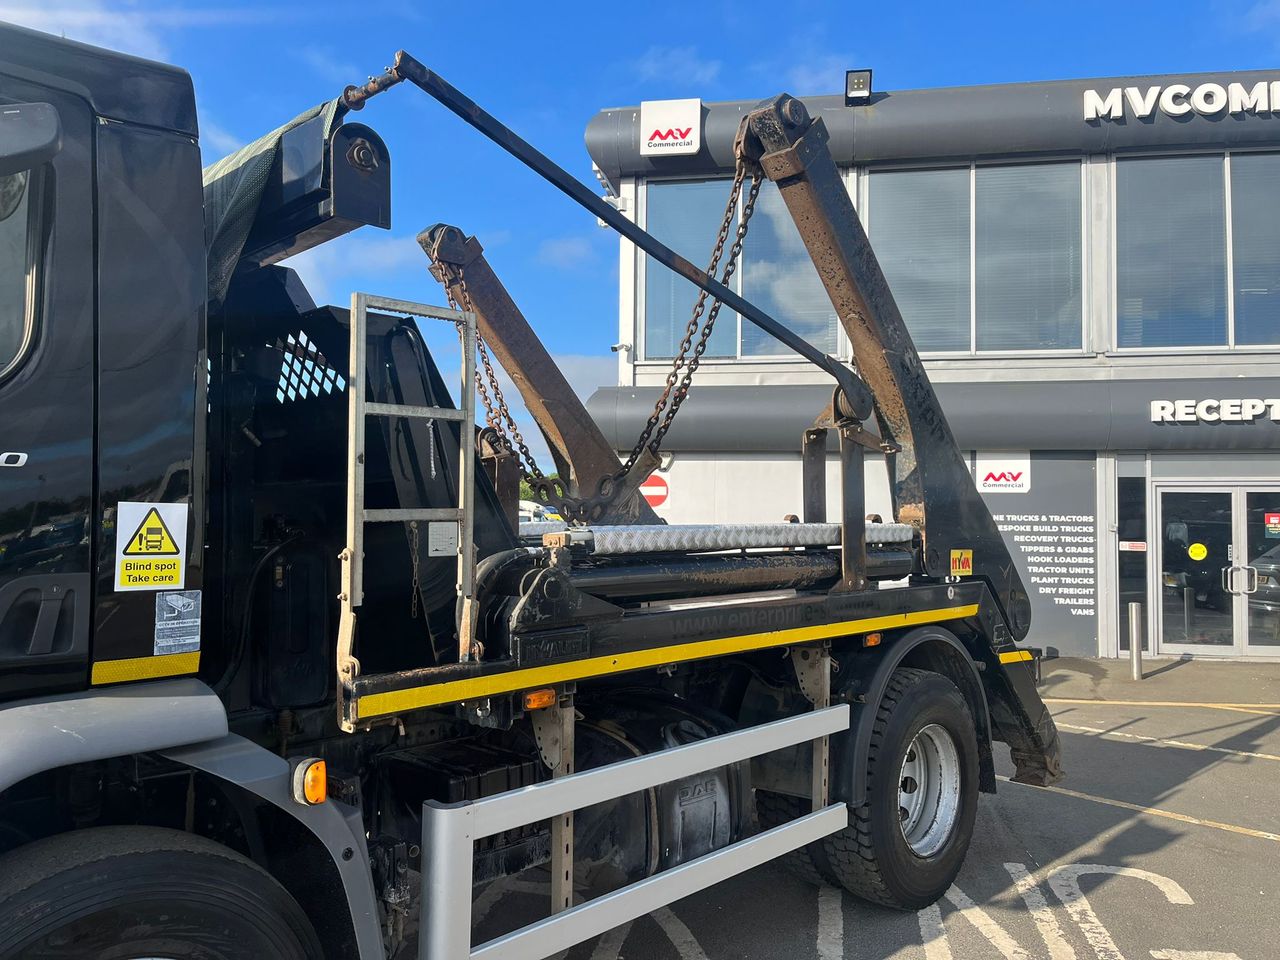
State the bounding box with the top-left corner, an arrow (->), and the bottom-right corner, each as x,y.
824,667 -> 979,909
755,788 -> 827,886
0,826 -> 324,960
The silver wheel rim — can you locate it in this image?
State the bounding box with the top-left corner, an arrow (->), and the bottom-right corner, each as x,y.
897,722 -> 961,857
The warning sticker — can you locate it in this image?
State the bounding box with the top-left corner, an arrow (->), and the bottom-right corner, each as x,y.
427,521 -> 459,557
950,549 -> 974,577
155,590 -> 201,655
116,501 -> 188,591
1188,542 -> 1208,562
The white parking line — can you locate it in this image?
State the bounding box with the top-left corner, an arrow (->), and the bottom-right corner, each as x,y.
1004,862 -> 1077,960
997,775 -> 1280,844
1055,721 -> 1280,762
1045,698 -> 1280,717
917,902 -> 952,960
943,883 -> 1032,959
1047,865 -> 1193,960
816,885 -> 843,960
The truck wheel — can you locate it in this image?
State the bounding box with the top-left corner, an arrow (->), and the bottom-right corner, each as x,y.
754,788 -> 827,886
0,826 -> 323,959
824,667 -> 978,909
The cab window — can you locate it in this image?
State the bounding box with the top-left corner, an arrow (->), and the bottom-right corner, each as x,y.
0,169 -> 38,377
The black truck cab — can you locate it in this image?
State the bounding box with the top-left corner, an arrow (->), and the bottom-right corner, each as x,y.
0,24 -> 205,701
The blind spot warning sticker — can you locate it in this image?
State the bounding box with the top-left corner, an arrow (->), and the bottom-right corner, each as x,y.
116,502 -> 188,591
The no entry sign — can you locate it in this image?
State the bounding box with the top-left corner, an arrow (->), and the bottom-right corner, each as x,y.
640,474 -> 668,507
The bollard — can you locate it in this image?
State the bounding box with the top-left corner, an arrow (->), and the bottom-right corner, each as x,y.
1129,601 -> 1143,681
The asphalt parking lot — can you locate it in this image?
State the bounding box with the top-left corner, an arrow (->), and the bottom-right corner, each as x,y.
471,658 -> 1280,960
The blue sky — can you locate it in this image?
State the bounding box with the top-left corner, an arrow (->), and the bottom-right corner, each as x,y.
4,0 -> 1280,464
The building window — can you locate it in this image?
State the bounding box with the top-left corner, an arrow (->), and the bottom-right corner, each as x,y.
1230,152 -> 1280,346
867,162 -> 1083,354
867,168 -> 970,351
642,179 -> 738,360
642,178 -> 838,360
976,164 -> 1082,351
1116,156 -> 1227,349
0,169 -> 38,378
740,183 -> 839,356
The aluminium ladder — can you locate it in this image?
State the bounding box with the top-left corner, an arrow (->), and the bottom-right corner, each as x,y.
337,293 -> 479,730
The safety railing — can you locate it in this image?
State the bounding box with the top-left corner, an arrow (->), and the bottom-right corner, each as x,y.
418,704 -> 850,960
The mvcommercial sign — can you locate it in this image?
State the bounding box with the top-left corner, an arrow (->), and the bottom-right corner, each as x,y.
639,99 -> 702,156
1085,80 -> 1279,120
1150,399 -> 1280,423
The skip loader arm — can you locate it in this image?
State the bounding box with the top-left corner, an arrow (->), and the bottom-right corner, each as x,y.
418,223 -> 660,524
734,95 -> 1060,785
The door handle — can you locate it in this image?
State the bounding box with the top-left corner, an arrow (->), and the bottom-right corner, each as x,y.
1245,566 -> 1260,595
1223,566 -> 1238,594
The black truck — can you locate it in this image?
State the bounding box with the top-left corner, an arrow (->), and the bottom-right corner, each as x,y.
0,22 -> 1061,960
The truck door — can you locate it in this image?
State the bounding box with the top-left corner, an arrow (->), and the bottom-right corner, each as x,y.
0,84 -> 95,699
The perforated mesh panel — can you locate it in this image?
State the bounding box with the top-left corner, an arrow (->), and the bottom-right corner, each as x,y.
275,330 -> 346,403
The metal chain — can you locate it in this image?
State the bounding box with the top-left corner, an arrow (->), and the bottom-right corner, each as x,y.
616,160 -> 757,477
409,520 -> 421,619
427,162 -> 760,523
441,272 -> 544,479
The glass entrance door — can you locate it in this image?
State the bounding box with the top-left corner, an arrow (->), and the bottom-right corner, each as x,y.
1156,489 -> 1235,654
1154,486 -> 1280,659
1242,491 -> 1280,655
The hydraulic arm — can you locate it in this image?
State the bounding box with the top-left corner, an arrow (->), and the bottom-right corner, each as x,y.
733,96 -> 1034,639
419,224 -> 660,525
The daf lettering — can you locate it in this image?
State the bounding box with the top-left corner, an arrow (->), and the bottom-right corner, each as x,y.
0,451 -> 28,467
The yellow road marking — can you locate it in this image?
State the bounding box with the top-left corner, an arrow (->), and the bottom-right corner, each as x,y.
1045,697 -> 1280,717
999,650 -> 1034,664
91,651 -> 200,685
998,775 -> 1280,844
356,603 -> 981,719
1056,721 -> 1280,762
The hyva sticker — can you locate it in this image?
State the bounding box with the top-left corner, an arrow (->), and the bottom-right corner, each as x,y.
115,501 -> 188,591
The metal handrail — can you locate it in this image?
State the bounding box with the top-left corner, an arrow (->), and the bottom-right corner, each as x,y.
419,704 -> 850,960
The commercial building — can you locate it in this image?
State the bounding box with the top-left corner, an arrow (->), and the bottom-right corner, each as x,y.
584,71 -> 1280,660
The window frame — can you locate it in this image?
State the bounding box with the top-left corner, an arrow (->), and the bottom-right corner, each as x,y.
634,169 -> 857,365
1108,147 -> 1280,356
860,156 -> 1090,359
0,164 -> 46,385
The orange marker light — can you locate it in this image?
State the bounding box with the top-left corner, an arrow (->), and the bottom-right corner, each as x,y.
523,688 -> 557,711
291,758 -> 327,805
863,632 -> 883,647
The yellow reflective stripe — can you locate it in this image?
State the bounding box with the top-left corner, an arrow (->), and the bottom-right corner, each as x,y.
355,604 -> 981,720
999,650 -> 1034,664
91,651 -> 201,685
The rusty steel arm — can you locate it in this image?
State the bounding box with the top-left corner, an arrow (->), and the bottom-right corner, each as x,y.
420,224 -> 659,524
341,51 -> 874,423
736,96 -> 1032,640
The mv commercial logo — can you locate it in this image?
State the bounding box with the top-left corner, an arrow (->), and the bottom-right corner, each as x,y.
1084,79 -> 1280,120
639,98 -> 702,157
975,453 -> 1031,494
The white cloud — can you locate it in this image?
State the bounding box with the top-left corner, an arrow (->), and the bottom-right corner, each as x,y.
631,45 -> 722,88
536,235 -> 596,270
0,3 -> 298,61
280,232 -> 431,306
294,44 -> 360,85
786,53 -> 853,96
551,353 -> 619,400
198,115 -> 245,160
